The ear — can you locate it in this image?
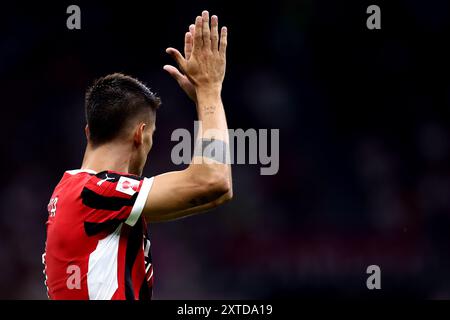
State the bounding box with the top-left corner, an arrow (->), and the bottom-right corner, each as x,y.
85,125 -> 90,140
133,123 -> 146,146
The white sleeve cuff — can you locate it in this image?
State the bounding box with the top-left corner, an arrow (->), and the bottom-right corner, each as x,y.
125,177 -> 154,226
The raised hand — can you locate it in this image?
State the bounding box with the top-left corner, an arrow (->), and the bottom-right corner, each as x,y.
164,10 -> 228,97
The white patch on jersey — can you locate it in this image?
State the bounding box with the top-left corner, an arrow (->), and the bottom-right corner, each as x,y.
87,224 -> 122,300
116,176 -> 140,196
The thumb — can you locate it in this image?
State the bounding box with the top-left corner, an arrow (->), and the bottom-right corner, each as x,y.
165,47 -> 185,70
163,65 -> 184,82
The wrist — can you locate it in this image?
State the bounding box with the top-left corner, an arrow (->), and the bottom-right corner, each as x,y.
195,84 -> 222,97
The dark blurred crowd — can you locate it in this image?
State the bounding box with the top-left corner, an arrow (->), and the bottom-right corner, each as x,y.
1,1 -> 450,299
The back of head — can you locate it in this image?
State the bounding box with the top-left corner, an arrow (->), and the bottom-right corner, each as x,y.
85,73 -> 161,146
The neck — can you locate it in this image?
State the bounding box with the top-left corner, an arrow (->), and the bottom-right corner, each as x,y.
81,142 -> 137,175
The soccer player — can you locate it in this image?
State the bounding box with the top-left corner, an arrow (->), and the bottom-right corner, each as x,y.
43,10 -> 232,300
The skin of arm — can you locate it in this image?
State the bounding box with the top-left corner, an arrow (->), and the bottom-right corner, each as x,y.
142,10 -> 232,222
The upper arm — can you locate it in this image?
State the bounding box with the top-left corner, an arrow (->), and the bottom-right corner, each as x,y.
142,164 -> 230,222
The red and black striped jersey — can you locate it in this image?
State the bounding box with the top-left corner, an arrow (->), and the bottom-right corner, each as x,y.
43,169 -> 154,300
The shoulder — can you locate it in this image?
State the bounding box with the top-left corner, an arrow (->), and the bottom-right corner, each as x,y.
83,171 -> 145,198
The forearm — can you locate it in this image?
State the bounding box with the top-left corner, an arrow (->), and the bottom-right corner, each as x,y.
144,86 -> 232,223
196,86 -> 228,141
189,86 -> 231,178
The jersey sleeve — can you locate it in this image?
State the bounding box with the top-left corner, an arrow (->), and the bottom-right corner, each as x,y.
81,171 -> 154,230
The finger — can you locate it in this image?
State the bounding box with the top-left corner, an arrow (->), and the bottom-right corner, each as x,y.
163,65 -> 185,83
165,47 -> 186,70
189,24 -> 195,35
219,26 -> 228,57
193,16 -> 203,51
202,10 -> 211,50
211,15 -> 219,52
184,31 -> 193,60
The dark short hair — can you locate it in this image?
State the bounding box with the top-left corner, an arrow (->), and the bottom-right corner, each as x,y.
85,73 -> 161,146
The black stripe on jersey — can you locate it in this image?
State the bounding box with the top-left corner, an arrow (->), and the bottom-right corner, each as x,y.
125,218 -> 143,300
140,228 -> 153,300
81,187 -> 138,210
139,277 -> 151,300
95,171 -> 144,182
84,219 -> 123,236
95,171 -> 121,183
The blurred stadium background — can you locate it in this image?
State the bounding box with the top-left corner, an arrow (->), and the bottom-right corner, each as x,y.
1,0 -> 450,299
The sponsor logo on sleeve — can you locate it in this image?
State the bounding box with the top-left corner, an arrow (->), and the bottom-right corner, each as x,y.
116,177 -> 140,196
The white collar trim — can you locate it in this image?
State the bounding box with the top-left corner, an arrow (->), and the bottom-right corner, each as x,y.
66,169 -> 98,175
